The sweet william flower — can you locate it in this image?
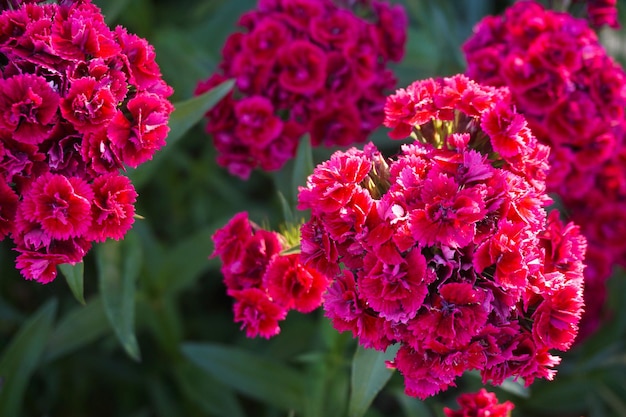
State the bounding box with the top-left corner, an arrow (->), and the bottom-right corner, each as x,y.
197,0 -> 407,178
463,0 -> 621,339
211,212 -> 330,338
0,0 -> 172,283
299,74 -> 586,399
444,388 -> 514,417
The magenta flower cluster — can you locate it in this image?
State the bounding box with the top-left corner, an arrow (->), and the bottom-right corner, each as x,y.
444,388 -> 514,417
298,74 -> 586,399
0,0 -> 173,283
212,212 -> 329,338
463,0 -> 624,338
196,0 -> 407,179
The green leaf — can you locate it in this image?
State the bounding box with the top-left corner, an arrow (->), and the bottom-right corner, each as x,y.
0,300 -> 57,417
154,224 -> 221,294
44,297 -> 110,363
129,79 -> 235,188
277,191 -> 294,226
97,231 -> 142,361
348,344 -> 400,417
182,342 -> 307,413
59,262 -> 85,305
292,134 -> 314,203
174,360 -> 246,417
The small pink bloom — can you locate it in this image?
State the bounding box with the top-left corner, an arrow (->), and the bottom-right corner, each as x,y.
88,174 -> 137,242
231,288 -> 287,339
444,388 -> 514,417
278,40 -> 327,95
0,73 -> 59,144
60,77 -> 117,133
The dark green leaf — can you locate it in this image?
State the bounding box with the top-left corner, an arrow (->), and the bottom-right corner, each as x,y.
182,342 -> 307,413
0,300 -> 57,417
45,297 -> 109,363
292,134 -> 314,203
97,231 -> 142,361
59,262 -> 85,305
348,344 -> 400,417
174,360 -> 246,417
129,79 -> 235,188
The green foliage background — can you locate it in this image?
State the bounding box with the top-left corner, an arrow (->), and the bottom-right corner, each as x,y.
1,1 -> 626,416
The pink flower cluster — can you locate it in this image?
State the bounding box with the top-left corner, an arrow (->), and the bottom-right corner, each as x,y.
0,0 -> 173,283
298,74 -> 586,399
578,0 -> 620,28
211,212 -> 329,338
463,0 -> 624,338
444,389 -> 514,417
196,0 -> 407,179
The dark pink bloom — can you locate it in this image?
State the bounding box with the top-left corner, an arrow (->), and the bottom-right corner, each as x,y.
51,1 -> 120,60
197,0 -> 406,178
263,253 -> 329,313
444,388 -> 514,417
19,173 -> 93,240
234,96 -> 283,147
59,77 -> 117,133
0,178 -> 18,239
278,40 -> 327,95
231,288 -> 287,339
0,73 -> 59,144
87,173 -> 137,242
108,93 -> 172,168
300,74 -> 585,398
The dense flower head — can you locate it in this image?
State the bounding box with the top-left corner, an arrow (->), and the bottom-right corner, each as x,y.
463,0 -> 622,339
298,74 -> 586,399
0,0 -> 173,283
211,212 -> 330,338
196,0 -> 407,179
444,388 -> 514,417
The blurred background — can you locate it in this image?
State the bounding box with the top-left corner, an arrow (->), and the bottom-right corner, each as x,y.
1,0 -> 626,416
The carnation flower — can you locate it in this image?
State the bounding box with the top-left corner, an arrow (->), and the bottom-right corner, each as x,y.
463,0 -> 623,339
196,0 -> 407,179
0,0 -> 173,283
211,212 -> 329,338
444,388 -> 515,417
298,74 -> 586,399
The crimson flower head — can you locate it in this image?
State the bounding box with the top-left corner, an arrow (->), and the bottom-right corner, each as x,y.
0,0 -> 173,283
196,0 -> 407,179
211,212 -> 330,338
463,0 -> 623,340
298,74 -> 586,399
444,389 -> 514,417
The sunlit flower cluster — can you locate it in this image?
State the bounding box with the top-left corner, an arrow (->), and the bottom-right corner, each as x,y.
444,388 -> 514,417
297,74 -> 586,399
0,0 -> 173,283
196,0 -> 407,179
211,212 -> 329,338
463,0 -> 624,338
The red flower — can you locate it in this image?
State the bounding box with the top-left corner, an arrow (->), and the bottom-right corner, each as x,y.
88,174 -> 137,242
60,77 -> 117,133
444,388 -> 514,417
278,40 -> 327,95
0,178 -> 18,239
0,74 -> 59,144
108,93 -> 172,168
231,288 -> 287,339
264,253 -> 329,313
234,96 -> 283,147
19,173 -> 93,240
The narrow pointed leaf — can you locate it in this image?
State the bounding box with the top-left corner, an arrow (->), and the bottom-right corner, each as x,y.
45,297 -> 109,362
174,360 -> 246,417
59,262 -> 85,305
292,134 -> 314,203
348,344 -> 400,417
97,231 -> 142,361
182,342 -> 307,413
0,300 -> 57,417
